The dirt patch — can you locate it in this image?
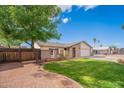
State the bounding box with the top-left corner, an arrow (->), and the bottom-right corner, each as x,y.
32,72 -> 44,78
0,62 -> 81,88
44,73 -> 59,79
61,79 -> 73,86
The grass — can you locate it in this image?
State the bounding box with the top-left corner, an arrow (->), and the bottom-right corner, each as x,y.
43,58 -> 124,88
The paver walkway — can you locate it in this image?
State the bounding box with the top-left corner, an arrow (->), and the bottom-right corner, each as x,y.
0,62 -> 81,88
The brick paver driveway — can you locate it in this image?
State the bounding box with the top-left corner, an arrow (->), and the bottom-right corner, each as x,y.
0,62 -> 80,88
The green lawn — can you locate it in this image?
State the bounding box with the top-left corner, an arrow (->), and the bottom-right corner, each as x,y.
43,58 -> 124,88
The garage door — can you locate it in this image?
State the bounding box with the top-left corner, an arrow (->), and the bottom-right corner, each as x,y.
80,49 -> 91,56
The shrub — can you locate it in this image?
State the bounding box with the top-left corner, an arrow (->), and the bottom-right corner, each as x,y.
118,59 -> 124,64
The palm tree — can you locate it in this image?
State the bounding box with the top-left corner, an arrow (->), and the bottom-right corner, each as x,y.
109,45 -> 117,54
98,40 -> 100,47
100,44 -> 103,47
93,38 -> 97,47
121,24 -> 124,29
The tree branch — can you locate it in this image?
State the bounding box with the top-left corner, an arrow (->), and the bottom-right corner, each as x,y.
25,41 -> 31,46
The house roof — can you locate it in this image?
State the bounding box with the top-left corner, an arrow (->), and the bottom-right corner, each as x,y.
120,48 -> 124,50
93,47 -> 110,50
37,41 -> 65,47
36,41 -> 92,48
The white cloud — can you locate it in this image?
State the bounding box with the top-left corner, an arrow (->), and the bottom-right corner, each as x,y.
58,5 -> 98,24
58,5 -> 98,13
82,5 -> 98,11
62,18 -> 69,23
57,5 -> 72,12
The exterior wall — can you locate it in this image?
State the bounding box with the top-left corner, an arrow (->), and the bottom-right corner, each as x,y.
80,42 -> 92,56
59,48 -> 65,55
34,42 -> 92,59
68,44 -> 81,58
94,49 -> 110,55
34,43 -> 41,49
37,45 -> 65,59
119,48 -> 124,54
96,50 -> 108,54
94,48 -> 119,55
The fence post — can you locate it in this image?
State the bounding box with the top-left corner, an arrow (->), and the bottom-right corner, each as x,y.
36,51 -> 38,64
39,50 -> 41,60
18,48 -> 22,62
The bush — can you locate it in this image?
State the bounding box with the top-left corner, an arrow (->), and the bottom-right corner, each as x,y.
118,59 -> 124,64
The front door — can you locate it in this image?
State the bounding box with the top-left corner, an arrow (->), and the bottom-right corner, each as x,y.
72,48 -> 76,57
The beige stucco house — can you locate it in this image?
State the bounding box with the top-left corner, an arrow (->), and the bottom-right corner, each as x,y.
93,47 -> 110,55
34,41 -> 92,59
93,46 -> 119,55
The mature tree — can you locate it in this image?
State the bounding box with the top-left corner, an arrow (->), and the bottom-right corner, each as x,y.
109,45 -> 117,49
93,38 -> 97,47
0,38 -> 21,48
0,5 -> 61,49
0,6 -> 22,48
10,5 -> 61,49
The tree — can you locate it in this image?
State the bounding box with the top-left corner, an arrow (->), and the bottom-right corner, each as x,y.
10,5 -> 61,49
0,38 -> 21,48
98,40 -> 100,43
100,44 -> 103,47
98,40 -> 100,47
0,6 -> 22,48
109,45 -> 117,49
0,6 -> 61,49
121,24 -> 124,29
93,38 -> 97,47
109,45 -> 117,54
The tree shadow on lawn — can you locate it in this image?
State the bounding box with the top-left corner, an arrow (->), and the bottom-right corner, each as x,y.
44,60 -> 124,88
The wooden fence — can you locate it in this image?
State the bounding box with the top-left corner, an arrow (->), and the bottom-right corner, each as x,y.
0,48 -> 41,63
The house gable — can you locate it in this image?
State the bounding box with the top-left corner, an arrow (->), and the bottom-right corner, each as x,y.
80,42 -> 91,49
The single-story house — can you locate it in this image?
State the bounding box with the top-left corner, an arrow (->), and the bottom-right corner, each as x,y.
119,48 -> 124,54
34,41 -> 92,59
93,46 -> 119,55
93,47 -> 110,55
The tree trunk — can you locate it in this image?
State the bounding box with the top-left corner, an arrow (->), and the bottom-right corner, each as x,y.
8,44 -> 11,48
31,39 -> 34,49
31,39 -> 39,63
94,42 -> 95,47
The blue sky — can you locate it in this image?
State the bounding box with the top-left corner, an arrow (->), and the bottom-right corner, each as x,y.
51,5 -> 124,48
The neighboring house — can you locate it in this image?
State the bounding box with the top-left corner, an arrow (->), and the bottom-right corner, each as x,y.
119,48 -> 124,54
93,46 -> 119,55
34,41 -> 92,59
93,47 -> 110,55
